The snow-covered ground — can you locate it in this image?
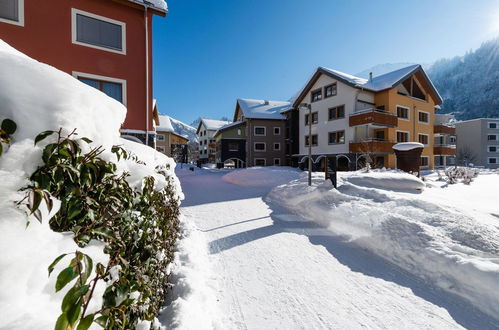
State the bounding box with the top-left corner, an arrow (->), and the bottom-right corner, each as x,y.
164,166 -> 499,329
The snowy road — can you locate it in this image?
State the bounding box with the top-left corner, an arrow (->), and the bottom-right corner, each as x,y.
174,167 -> 498,330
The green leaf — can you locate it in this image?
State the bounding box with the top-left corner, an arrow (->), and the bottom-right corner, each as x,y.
76,314 -> 94,330
61,285 -> 89,312
80,137 -> 93,144
55,267 -> 78,292
1,119 -> 17,135
54,313 -> 69,330
28,189 -> 43,213
34,130 -> 54,145
81,254 -> 93,284
0,141 -> 3,157
48,253 -> 68,276
43,191 -> 54,213
94,315 -> 108,327
90,227 -> 115,240
66,299 -> 83,325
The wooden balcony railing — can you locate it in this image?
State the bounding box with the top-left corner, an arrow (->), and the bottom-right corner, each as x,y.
434,125 -> 456,135
349,109 -> 398,127
349,139 -> 396,153
434,144 -> 456,155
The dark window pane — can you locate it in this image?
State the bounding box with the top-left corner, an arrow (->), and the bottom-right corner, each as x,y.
0,0 -> 18,21
76,14 -> 123,50
102,81 -> 123,102
78,78 -> 100,89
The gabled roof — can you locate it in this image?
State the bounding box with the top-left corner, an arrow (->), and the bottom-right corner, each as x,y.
196,118 -> 230,134
235,98 -> 290,121
157,114 -> 174,132
292,64 -> 442,108
213,121 -> 245,138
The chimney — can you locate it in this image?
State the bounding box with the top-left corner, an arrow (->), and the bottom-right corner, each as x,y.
369,72 -> 373,82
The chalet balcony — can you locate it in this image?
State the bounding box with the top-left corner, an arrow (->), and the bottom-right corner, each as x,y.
349,139 -> 396,153
434,144 -> 456,155
349,109 -> 398,127
434,124 -> 456,135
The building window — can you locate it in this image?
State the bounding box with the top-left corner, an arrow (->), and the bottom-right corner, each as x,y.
305,135 -> 318,147
156,134 -> 165,141
273,143 -> 281,151
488,157 -> 497,164
418,134 -> 429,145
324,83 -> 337,98
72,9 -> 126,54
450,136 -> 456,143
488,122 -> 498,129
311,89 -> 322,102
273,158 -> 281,166
254,126 -> 266,136
328,105 -> 345,120
255,158 -> 266,166
0,0 -> 24,26
274,127 -> 281,135
305,112 -> 318,125
397,106 -> 409,120
396,131 -> 409,142
418,111 -> 429,123
488,135 -> 497,141
75,73 -> 125,104
254,142 -> 266,151
228,142 -> 239,151
421,156 -> 429,167
328,130 -> 345,144
237,128 -> 241,135
488,146 -> 498,152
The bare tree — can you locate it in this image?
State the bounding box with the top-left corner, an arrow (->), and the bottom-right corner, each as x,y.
457,146 -> 477,166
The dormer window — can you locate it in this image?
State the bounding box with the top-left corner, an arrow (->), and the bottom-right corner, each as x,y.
0,0 -> 24,26
311,89 -> 322,102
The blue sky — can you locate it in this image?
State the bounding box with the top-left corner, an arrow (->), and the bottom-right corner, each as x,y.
152,0 -> 499,125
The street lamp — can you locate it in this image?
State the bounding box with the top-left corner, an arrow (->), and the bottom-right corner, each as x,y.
299,103 -> 312,186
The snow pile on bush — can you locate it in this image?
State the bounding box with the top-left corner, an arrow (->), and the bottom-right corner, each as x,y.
343,170 -> 425,192
0,39 -> 180,328
267,170 -> 499,319
222,166 -> 301,187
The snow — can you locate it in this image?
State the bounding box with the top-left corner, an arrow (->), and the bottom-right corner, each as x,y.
131,0 -> 168,11
361,64 -> 420,91
157,114 -> 175,133
320,67 -> 368,85
392,142 -> 425,151
236,98 -> 290,120
165,166 -> 499,329
214,121 -> 244,137
343,170 -> 425,191
0,40 -> 180,328
200,118 -> 230,131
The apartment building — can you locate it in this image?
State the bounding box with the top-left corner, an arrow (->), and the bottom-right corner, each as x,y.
455,118 -> 499,168
434,113 -> 457,167
214,121 -> 246,168
0,0 -> 167,146
196,119 -> 230,163
233,98 -> 289,167
288,64 -> 447,170
155,114 -> 189,162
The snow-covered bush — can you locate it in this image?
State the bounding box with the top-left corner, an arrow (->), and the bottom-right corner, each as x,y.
444,166 -> 479,184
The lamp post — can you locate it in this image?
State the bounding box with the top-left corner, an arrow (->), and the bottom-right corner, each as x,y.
300,103 -> 312,186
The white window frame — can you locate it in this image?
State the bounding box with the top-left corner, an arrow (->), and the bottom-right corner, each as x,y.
254,126 -> 266,136
73,71 -> 127,105
273,158 -> 281,166
418,133 -> 429,146
71,8 -> 127,55
254,158 -> 266,166
273,127 -> 281,135
254,142 -> 266,152
488,122 -> 499,129
420,156 -> 429,168
488,145 -> 498,153
487,157 -> 498,164
396,130 -> 410,143
0,0 -> 24,26
156,134 -> 165,141
417,110 -> 430,124
273,142 -> 281,151
396,105 -> 410,121
487,134 -> 499,141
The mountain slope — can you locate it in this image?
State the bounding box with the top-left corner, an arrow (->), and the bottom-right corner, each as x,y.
160,114 -> 199,142
427,38 -> 499,120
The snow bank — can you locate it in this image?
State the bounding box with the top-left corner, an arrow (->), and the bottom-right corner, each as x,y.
343,170 -> 425,192
392,142 -> 424,151
158,215 -> 220,329
0,39 -> 180,328
222,166 -> 301,187
267,171 -> 499,319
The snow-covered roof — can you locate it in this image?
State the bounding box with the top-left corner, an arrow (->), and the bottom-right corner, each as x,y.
157,114 -> 174,132
321,67 -> 368,85
213,121 -> 245,137
236,98 -> 290,120
200,118 -> 231,131
361,64 -> 420,91
127,0 -> 168,12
